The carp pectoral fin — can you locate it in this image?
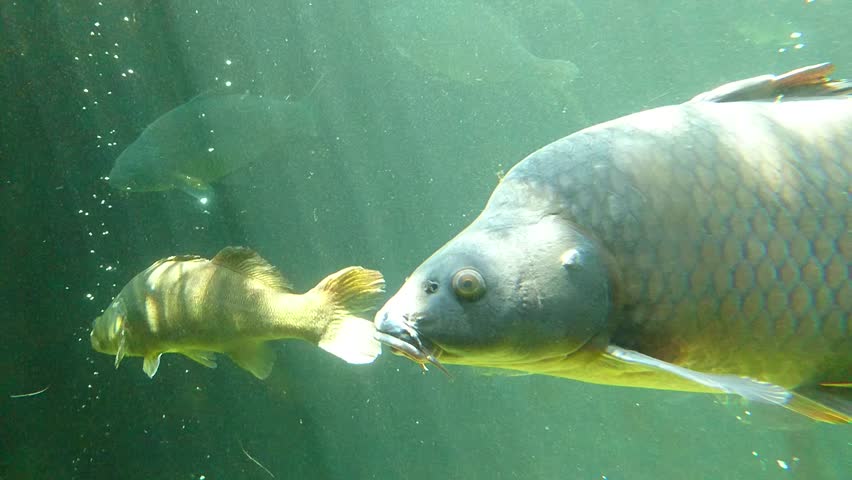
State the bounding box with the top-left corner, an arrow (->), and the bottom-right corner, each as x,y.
785,386 -> 852,424
180,350 -> 218,369
605,345 -> 792,406
175,174 -> 215,206
227,342 -> 275,380
143,353 -> 162,378
318,316 -> 381,364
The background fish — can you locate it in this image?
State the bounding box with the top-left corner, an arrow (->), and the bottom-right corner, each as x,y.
91,247 -> 384,379
108,93 -> 318,203
374,63 -> 851,423
374,1 -> 578,94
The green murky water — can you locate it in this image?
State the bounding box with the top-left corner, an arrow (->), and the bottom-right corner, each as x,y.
1,1 -> 849,478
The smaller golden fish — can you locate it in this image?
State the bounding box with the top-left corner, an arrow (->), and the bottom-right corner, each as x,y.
90,247 -> 384,379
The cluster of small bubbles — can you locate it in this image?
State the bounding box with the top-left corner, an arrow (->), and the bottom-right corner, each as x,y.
85,293 -> 95,301
778,31 -> 805,53
734,409 -> 752,422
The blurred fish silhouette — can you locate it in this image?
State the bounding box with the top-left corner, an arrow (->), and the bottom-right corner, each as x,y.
108,90 -> 319,204
375,1 -> 578,94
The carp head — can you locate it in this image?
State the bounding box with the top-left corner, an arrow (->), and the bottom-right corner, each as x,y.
375,204 -> 612,375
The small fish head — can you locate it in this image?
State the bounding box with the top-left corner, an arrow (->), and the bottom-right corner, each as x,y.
375,213 -> 612,372
90,298 -> 128,355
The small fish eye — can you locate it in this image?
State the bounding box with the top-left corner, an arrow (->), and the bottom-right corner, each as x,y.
452,268 -> 485,301
424,280 -> 439,294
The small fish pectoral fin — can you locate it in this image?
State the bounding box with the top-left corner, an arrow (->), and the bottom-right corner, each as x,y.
143,352 -> 162,378
226,342 -> 275,380
114,334 -> 128,369
605,345 -> 792,406
180,350 -> 218,369
318,316 -> 381,365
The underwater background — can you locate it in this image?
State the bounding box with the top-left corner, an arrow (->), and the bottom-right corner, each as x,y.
1,1 -> 849,478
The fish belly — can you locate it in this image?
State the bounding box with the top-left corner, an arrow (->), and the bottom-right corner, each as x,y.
540,99 -> 850,389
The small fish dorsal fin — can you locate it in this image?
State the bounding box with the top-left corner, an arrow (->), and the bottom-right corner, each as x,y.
211,246 -> 293,292
690,62 -> 851,103
147,254 -> 204,270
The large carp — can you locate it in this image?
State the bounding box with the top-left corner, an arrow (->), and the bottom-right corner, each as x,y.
374,63 -> 851,423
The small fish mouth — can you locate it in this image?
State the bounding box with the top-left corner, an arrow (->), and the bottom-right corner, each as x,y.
374,314 -> 449,376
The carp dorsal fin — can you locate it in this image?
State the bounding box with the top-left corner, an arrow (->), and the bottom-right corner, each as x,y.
690,62 -> 851,103
211,246 -> 293,292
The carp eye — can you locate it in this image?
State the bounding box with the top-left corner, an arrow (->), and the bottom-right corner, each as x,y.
452,268 -> 485,301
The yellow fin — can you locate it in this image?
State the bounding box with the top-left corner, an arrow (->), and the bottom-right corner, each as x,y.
114,319 -> 128,369
227,342 -> 275,380
143,353 -> 162,378
786,385 -> 852,424
690,62 -> 851,103
147,254 -> 204,269
313,266 -> 385,315
180,350 -> 218,369
318,316 -> 381,364
312,266 -> 385,364
211,247 -> 292,292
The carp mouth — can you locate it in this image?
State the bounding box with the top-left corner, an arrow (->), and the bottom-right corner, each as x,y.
374,313 -> 449,376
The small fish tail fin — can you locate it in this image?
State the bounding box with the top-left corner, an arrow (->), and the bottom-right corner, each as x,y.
312,267 -> 385,364
313,267 -> 385,316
